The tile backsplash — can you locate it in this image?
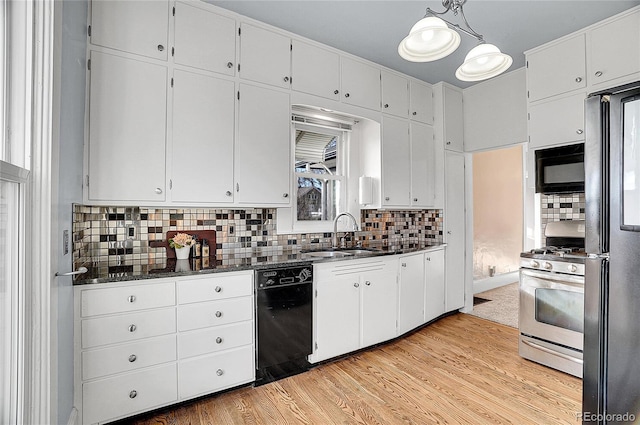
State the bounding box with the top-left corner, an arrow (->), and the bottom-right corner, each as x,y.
73,205 -> 443,271
539,192 -> 585,241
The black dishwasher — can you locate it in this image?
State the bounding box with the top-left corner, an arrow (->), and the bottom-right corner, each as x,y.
255,263 -> 313,385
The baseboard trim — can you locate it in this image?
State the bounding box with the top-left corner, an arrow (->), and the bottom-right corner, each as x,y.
473,271 -> 519,294
67,407 -> 78,425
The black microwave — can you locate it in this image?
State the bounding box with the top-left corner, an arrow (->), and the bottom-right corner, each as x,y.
535,143 -> 585,194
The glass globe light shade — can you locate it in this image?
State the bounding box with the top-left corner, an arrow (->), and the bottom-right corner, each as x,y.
455,43 -> 513,81
398,16 -> 461,62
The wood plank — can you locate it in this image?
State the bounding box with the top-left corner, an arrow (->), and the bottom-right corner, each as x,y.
124,314 -> 582,424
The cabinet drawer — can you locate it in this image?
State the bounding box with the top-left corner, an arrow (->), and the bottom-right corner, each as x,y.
82,334 -> 177,380
81,281 -> 175,317
178,320 -> 253,359
177,297 -> 253,332
82,308 -> 176,349
178,345 -> 254,399
177,273 -> 252,304
83,363 -> 177,425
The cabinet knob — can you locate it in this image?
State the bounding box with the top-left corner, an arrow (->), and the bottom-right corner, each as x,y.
447,230 -> 452,235
225,190 -> 232,196
216,337 -> 223,344
413,198 -> 418,202
384,103 -> 389,108
157,45 -> 164,52
345,93 -> 350,98
575,77 -> 583,83
227,62 -> 233,69
446,141 -> 452,145
595,71 -> 603,77
401,263 -> 406,267
216,369 -> 224,376
128,324 -> 137,333
576,129 -> 584,134
155,187 -> 163,194
334,89 -> 339,95
284,76 -> 290,82
427,257 -> 431,261
215,311 -> 222,318
365,280 -> 371,286
127,295 -> 136,303
353,282 -> 359,288
283,193 -> 289,198
385,196 -> 390,201
412,111 -> 417,116
129,390 -> 138,399
215,286 -> 222,293
128,354 -> 137,363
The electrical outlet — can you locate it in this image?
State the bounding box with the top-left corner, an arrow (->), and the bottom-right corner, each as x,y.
63,230 -> 69,255
127,225 -> 136,239
229,225 -> 234,235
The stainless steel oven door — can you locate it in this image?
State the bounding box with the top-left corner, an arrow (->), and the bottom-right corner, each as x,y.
519,268 -> 584,351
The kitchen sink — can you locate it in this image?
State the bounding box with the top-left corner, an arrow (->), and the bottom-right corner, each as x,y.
300,248 -> 382,260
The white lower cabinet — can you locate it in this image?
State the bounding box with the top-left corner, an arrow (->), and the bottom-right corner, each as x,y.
310,258 -> 398,363
75,271 -> 255,424
425,249 -> 446,322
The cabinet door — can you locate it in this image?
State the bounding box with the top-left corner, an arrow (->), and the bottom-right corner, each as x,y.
361,269 -> 398,347
341,57 -> 381,111
527,35 -> 586,102
173,2 -> 236,76
381,116 -> 411,207
171,70 -> 235,204
398,254 -> 425,334
381,70 -> 409,118
90,0 -> 169,60
443,85 -> 464,152
589,11 -> 640,88
445,152 -> 466,312
87,51 -> 167,202
425,249 -> 445,322
291,40 -> 340,100
313,275 -> 360,362
410,122 -> 435,207
528,92 -> 585,148
239,23 -> 291,89
410,81 -> 433,124
236,84 -> 291,205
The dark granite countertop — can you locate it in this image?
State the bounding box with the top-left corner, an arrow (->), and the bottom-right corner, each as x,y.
74,243 -> 446,285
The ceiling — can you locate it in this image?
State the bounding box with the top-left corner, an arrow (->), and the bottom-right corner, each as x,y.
208,0 -> 639,88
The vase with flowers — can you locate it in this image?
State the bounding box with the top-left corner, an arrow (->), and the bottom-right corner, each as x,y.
169,232 -> 195,260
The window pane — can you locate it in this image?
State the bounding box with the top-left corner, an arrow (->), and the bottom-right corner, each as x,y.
297,177 -> 339,221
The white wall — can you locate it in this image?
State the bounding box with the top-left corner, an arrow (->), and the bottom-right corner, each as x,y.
463,68 -> 527,152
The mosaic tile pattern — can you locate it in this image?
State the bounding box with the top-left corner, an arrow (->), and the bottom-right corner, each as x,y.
539,192 -> 586,241
73,205 -> 443,271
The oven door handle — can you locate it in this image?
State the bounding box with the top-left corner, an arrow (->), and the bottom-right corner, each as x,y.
520,269 -> 584,287
522,339 -> 583,365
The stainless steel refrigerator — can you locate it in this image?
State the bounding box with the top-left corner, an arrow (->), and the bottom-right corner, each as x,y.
584,81 -> 640,424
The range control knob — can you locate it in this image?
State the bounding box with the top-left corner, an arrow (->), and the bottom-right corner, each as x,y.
543,262 -> 553,270
529,260 -> 540,268
298,268 -> 312,282
568,264 -> 578,273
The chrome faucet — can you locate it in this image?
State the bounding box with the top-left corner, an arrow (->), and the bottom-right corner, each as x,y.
333,212 -> 360,248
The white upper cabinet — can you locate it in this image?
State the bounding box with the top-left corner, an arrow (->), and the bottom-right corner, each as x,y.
381,116 -> 411,207
410,122 -> 435,207
171,70 -> 235,204
443,85 -> 464,152
526,35 -> 586,102
90,0 -> 170,60
87,51 -> 167,202
341,57 -> 381,111
410,81 -> 433,125
236,84 -> 291,205
173,2 -> 236,76
528,91 -> 585,148
291,40 -> 340,101
239,23 -> 291,89
381,71 -> 409,118
588,9 -> 640,88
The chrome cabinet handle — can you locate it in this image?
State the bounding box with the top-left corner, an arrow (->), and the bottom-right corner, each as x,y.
214,286 -> 222,293
384,103 -> 389,108
216,369 -> 224,376
447,230 -> 452,234
575,77 -> 582,83
216,337 -> 223,344
215,311 -> 222,318
413,198 -> 418,202
401,263 -> 407,267
129,390 -> 138,399
55,266 -> 88,277
127,295 -> 136,303
128,354 -> 137,363
227,62 -> 233,68
353,282 -> 359,288
345,93 -> 350,98
334,89 -> 339,95
385,196 -> 390,201
446,141 -> 452,145
426,257 -> 431,261
157,45 -> 164,52
226,190 -> 232,196
283,193 -> 289,198
412,111 -> 417,116
576,129 -> 584,134
365,280 -> 371,286
284,76 -> 289,82
128,324 -> 137,333
595,71 -> 603,77
155,187 -> 163,194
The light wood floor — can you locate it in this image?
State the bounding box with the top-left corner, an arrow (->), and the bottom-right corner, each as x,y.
128,313 -> 582,425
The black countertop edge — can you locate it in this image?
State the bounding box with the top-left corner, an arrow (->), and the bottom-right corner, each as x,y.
74,244 -> 447,286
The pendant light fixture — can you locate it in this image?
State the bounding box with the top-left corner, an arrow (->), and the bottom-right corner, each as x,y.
398,0 -> 512,82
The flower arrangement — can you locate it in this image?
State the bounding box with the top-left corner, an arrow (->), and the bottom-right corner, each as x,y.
169,232 -> 195,249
